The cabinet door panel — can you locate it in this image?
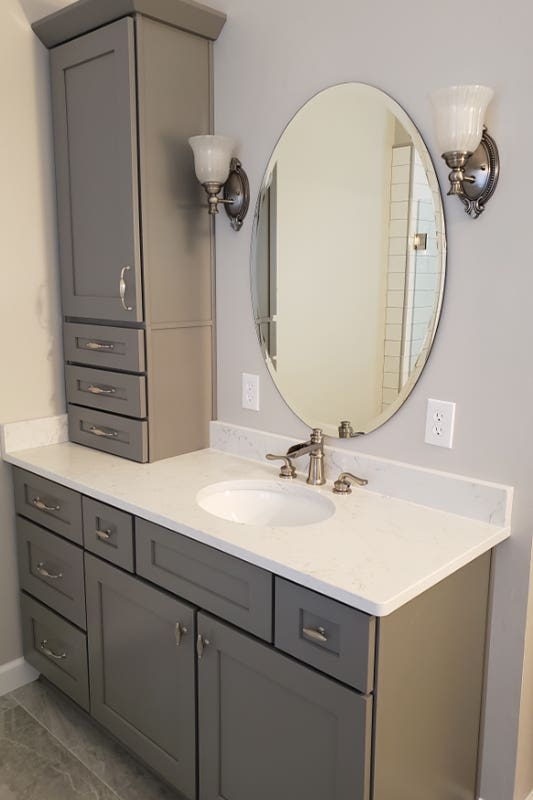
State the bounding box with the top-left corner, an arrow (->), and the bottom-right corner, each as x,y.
85,554 -> 196,798
51,18 -> 142,322
197,613 -> 372,800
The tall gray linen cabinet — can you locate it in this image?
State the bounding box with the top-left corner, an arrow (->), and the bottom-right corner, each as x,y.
33,0 -> 227,462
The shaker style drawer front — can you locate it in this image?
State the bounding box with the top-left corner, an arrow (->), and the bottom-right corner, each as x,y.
83,497 -> 134,572
66,365 -> 147,418
275,578 -> 376,693
136,519 -> 273,641
64,322 -> 145,373
13,468 -> 83,545
21,592 -> 89,711
17,517 -> 86,629
68,405 -> 148,463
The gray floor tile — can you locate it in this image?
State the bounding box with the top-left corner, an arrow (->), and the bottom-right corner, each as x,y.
0,696 -> 19,715
0,704 -> 119,800
12,680 -> 179,800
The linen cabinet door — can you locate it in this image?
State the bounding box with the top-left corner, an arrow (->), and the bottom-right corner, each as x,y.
85,554 -> 196,798
50,17 -> 143,322
197,614 -> 372,800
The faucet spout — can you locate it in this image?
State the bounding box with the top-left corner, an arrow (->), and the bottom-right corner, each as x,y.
286,428 -> 326,485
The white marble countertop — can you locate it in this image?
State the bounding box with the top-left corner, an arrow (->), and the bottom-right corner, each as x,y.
3,441 -> 510,616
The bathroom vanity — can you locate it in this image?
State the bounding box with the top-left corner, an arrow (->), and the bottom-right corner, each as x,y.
6,441 -> 510,800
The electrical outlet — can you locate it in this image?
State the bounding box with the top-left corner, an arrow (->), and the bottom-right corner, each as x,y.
425,399 -> 456,448
242,373 -> 260,411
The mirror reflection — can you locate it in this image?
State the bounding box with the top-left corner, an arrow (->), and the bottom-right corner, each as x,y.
251,83 -> 446,438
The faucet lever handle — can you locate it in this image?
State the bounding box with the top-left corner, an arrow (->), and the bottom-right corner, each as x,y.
266,454 -> 297,480
333,471 -> 368,494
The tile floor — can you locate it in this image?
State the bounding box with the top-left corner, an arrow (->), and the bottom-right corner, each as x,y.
0,679 -> 180,799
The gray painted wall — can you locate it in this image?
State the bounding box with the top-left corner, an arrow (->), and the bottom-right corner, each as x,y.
210,2 -> 533,799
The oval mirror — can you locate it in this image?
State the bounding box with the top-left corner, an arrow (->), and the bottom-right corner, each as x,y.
251,83 -> 446,438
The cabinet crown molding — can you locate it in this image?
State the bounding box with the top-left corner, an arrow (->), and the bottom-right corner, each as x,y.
32,0 -> 226,48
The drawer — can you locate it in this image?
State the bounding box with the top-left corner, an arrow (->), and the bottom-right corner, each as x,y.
136,518 -> 273,641
64,322 -> 145,373
17,517 -> 86,629
68,405 -> 148,463
83,497 -> 134,572
13,467 -> 83,544
274,578 -> 375,692
66,365 -> 147,418
20,592 -> 89,711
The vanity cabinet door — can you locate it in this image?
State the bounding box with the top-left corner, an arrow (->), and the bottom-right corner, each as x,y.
50,18 -> 143,322
197,613 -> 372,800
85,554 -> 196,799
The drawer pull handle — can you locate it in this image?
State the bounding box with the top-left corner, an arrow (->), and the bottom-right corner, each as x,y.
89,426 -> 119,439
196,634 -> 210,659
86,384 -> 117,396
85,341 -> 115,351
302,626 -> 328,643
175,621 -> 188,647
39,640 -> 67,660
95,528 -> 112,541
119,266 -> 133,312
32,497 -> 60,513
36,562 -> 63,580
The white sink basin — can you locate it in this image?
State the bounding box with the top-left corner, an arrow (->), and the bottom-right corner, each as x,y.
196,480 -> 335,527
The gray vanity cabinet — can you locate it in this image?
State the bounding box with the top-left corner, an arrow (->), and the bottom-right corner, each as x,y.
40,0 -> 226,462
197,613 -> 372,800
50,18 -> 142,323
85,554 -> 197,799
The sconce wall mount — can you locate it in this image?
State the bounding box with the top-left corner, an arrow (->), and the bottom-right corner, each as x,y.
441,127 -> 499,219
430,85 -> 499,219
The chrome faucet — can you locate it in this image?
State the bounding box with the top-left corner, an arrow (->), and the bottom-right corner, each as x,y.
286,428 -> 326,485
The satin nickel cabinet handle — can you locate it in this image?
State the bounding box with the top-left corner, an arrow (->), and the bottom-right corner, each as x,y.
32,497 -> 60,512
39,640 -> 67,660
119,266 -> 133,312
85,341 -> 115,351
302,626 -> 328,643
86,384 -> 117,396
36,562 -> 63,580
89,426 -> 118,439
196,634 -> 210,659
175,622 -> 188,647
95,528 -> 112,542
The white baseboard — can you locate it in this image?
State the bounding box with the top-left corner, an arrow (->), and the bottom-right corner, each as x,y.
0,657 -> 39,696
480,793 -> 533,800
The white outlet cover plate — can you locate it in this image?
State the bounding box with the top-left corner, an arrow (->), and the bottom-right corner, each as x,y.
425,398 -> 456,448
242,373 -> 260,411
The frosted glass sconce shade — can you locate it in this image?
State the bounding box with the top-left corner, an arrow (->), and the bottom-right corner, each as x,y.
429,84 -> 499,218
430,85 -> 494,154
188,134 -> 249,231
189,135 -> 236,184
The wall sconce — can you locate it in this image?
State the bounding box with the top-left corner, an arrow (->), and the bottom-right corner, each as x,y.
430,85 -> 499,218
189,135 -> 249,231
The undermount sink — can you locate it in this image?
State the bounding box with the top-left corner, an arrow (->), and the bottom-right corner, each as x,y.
196,480 -> 335,527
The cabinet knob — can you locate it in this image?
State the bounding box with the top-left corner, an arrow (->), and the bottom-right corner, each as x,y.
86,384 -> 117,396
32,497 -> 60,513
175,621 -> 188,647
119,266 -> 133,312
39,640 -> 67,660
196,634 -> 210,659
89,426 -> 119,439
95,528 -> 112,542
302,626 -> 328,643
36,562 -> 63,580
85,341 -> 115,351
